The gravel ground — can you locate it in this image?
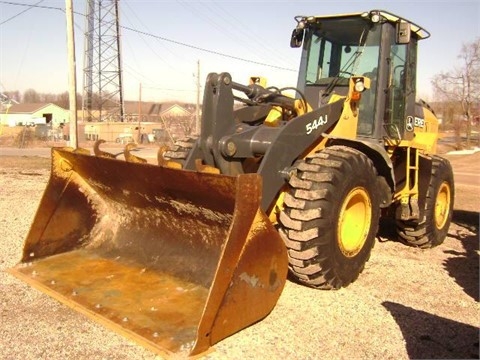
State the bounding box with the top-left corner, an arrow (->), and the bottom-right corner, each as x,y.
0,153 -> 478,360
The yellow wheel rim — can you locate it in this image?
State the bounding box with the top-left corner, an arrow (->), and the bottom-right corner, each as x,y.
337,187 -> 372,257
435,182 -> 451,230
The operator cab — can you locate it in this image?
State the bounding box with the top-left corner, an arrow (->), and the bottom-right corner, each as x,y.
291,10 -> 430,142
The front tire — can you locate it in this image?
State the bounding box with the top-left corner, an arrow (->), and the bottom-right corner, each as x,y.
278,146 -> 381,289
396,156 -> 454,248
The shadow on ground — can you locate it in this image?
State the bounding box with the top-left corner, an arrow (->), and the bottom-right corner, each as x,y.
377,217 -> 398,242
383,301 -> 479,359
378,210 -> 479,302
444,210 -> 479,302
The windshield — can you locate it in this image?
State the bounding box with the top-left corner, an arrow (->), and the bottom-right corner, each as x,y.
304,17 -> 381,85
300,17 -> 383,136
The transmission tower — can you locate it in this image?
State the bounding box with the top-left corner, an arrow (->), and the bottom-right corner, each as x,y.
82,0 -> 124,122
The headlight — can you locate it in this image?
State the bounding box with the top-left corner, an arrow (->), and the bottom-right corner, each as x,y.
370,11 -> 381,23
354,79 -> 365,92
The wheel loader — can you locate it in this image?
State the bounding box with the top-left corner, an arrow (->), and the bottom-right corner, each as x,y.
10,9 -> 454,358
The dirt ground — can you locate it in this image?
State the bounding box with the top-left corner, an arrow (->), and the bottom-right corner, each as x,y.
0,150 -> 478,359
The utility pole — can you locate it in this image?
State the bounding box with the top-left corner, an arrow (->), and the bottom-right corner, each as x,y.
65,0 -> 78,148
195,60 -> 201,135
137,83 -> 142,143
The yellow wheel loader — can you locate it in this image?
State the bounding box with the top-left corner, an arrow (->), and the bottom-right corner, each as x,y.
10,9 -> 454,357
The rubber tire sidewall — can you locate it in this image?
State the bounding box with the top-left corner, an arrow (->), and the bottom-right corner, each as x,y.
397,156 -> 454,248
321,153 -> 380,286
279,146 -> 381,289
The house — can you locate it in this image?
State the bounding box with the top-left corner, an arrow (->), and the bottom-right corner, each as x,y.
122,101 -> 197,140
123,100 -> 155,122
80,101 -> 198,143
122,101 -> 196,123
0,103 -> 69,127
149,102 -> 197,140
147,102 -> 196,119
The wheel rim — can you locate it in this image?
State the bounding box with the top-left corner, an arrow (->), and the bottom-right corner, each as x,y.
337,187 -> 372,257
435,182 -> 451,230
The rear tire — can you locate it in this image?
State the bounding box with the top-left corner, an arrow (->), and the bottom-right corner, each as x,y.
278,146 -> 381,289
396,156 -> 454,248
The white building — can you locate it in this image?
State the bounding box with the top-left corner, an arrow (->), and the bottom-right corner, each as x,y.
0,103 -> 69,127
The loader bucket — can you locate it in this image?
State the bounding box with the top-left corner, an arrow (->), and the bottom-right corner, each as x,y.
9,148 -> 288,357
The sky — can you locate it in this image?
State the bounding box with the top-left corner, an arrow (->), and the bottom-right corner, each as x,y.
0,0 -> 479,104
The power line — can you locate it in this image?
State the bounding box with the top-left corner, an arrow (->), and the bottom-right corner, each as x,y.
199,1 -> 297,69
142,85 -> 196,93
120,25 -> 295,72
0,1 -> 296,72
0,0 -> 45,25
121,1 -> 186,71
0,1 -> 63,15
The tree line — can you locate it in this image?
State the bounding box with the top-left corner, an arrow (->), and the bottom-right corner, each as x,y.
2,89 -> 80,110
432,37 -> 480,149
1,89 -> 111,111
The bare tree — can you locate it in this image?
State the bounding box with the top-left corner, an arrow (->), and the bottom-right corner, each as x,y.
432,38 -> 480,149
23,88 -> 41,103
3,89 -> 83,110
161,113 -> 195,140
41,93 -> 57,104
54,92 -> 70,109
175,114 -> 195,138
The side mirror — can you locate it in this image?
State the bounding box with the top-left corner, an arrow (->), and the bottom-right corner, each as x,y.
396,20 -> 411,44
290,28 -> 304,48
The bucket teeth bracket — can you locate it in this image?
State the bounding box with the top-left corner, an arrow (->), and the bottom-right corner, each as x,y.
124,143 -> 147,163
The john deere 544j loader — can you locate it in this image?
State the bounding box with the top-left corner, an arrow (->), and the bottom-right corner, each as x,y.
10,9 -> 454,357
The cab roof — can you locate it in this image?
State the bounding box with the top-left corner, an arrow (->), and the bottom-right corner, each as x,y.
296,9 -> 430,40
